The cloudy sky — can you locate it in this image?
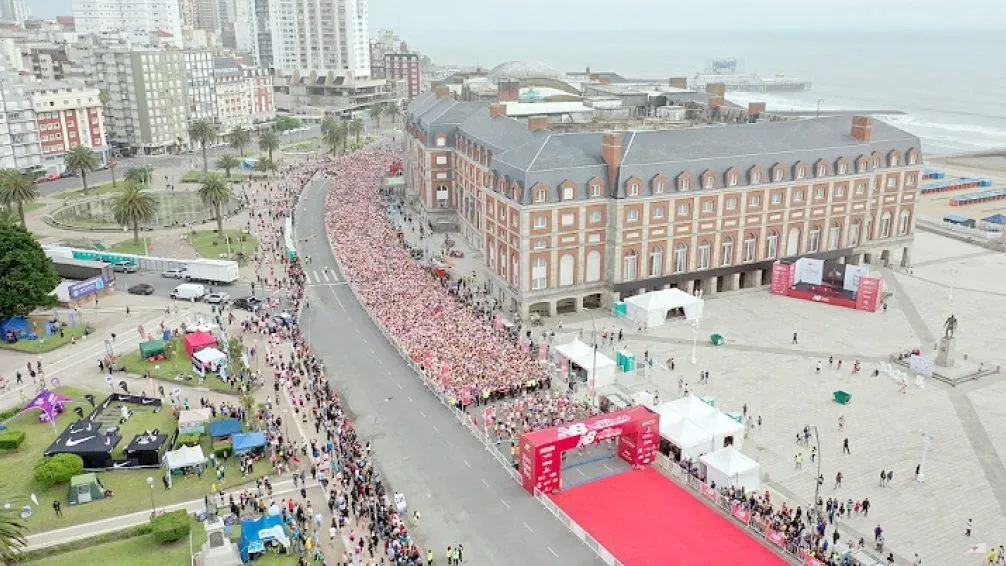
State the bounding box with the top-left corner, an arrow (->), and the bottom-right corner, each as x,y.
31,0 -> 1006,29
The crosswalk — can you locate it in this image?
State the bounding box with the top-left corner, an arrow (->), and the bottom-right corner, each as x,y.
308,269 -> 341,284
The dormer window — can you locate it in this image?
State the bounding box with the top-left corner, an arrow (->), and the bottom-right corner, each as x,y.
535,189 -> 546,203
654,181 -> 664,194
890,154 -> 900,167
703,175 -> 713,189
562,186 -> 574,200
817,164 -> 826,177
872,157 -> 880,169
590,183 -> 601,197
773,168 -> 783,182
795,166 -> 805,180
629,183 -> 639,196
751,170 -> 761,184
728,173 -> 737,186
838,162 -> 847,175
681,178 -> 690,191
908,152 -> 918,165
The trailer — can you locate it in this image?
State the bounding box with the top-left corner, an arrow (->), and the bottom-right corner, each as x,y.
50,258 -> 115,282
183,259 -> 239,284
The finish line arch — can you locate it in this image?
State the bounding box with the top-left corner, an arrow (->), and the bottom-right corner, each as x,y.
518,405 -> 660,494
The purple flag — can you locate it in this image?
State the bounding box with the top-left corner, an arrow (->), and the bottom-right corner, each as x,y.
20,389 -> 72,422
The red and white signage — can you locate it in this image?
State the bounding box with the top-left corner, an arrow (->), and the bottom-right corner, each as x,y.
855,276 -> 883,312
730,503 -> 752,525
770,262 -> 792,295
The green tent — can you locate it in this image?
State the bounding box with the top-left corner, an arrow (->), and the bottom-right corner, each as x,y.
139,339 -> 166,359
68,473 -> 105,505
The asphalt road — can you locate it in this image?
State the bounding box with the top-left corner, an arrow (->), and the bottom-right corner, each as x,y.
295,175 -> 603,565
111,270 -> 284,307
38,127 -> 322,197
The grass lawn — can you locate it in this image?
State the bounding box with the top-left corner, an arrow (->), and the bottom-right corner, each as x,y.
57,182 -> 121,200
282,140 -> 319,152
180,170 -> 269,184
189,229 -> 258,262
0,386 -> 268,534
0,317 -> 91,353
116,335 -> 244,395
25,530 -> 202,566
108,238 -> 149,255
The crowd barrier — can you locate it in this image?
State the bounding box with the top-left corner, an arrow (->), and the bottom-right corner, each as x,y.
532,487 -> 623,566
916,214 -> 997,241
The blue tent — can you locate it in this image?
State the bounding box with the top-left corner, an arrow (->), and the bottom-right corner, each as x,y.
1,317 -> 31,341
232,432 -> 266,453
239,515 -> 290,562
983,213 -> 1006,225
208,418 -> 241,439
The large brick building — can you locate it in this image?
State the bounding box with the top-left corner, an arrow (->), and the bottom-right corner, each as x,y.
405,87 -> 922,318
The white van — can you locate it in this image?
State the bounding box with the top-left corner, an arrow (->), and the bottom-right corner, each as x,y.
170,283 -> 206,302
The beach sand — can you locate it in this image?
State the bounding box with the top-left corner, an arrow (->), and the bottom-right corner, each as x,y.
917,155 -> 1006,220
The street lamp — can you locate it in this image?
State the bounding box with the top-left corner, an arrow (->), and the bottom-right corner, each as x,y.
146,476 -> 155,516
584,309 -> 598,406
811,426 -> 822,514
917,432 -> 934,482
690,319 -> 699,365
816,99 -> 824,119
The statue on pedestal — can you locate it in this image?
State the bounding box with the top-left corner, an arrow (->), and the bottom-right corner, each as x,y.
943,314 -> 958,339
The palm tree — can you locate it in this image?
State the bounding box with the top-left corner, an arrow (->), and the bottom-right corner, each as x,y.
228,126 -> 251,156
63,145 -> 99,193
253,158 -> 277,173
216,154 -> 241,179
188,119 -> 218,173
322,122 -> 344,155
198,173 -> 233,235
348,119 -> 363,145
0,169 -> 39,228
110,182 -> 158,245
125,167 -> 147,186
0,498 -> 26,564
258,130 -> 280,161
384,100 -> 401,124
370,103 -> 384,128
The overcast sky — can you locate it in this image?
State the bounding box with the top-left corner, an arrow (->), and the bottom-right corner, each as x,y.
34,0 -> 1005,29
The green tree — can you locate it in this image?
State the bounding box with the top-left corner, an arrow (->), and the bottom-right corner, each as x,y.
125,166 -> 148,186
188,119 -> 218,173
253,158 -> 277,173
370,103 -> 384,128
275,116 -> 301,132
198,173 -> 233,235
110,183 -> 158,245
258,130 -> 280,161
0,222 -> 60,319
0,169 -> 39,228
228,126 -> 251,156
216,154 -> 241,179
320,115 -> 338,137
384,100 -> 401,123
348,119 -> 363,145
323,121 -> 345,155
0,487 -> 26,563
63,145 -> 99,194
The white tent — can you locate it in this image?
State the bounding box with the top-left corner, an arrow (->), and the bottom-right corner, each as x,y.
178,408 -> 212,434
193,347 -> 228,371
623,289 -> 704,328
700,446 -> 761,491
692,410 -> 747,451
661,418 -> 714,460
554,339 -> 616,388
663,395 -> 716,423
164,445 -> 207,470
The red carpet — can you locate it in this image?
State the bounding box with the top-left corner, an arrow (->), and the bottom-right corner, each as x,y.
549,468 -> 786,566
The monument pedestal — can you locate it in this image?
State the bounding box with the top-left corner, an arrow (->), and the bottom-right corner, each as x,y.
936,336 -> 957,367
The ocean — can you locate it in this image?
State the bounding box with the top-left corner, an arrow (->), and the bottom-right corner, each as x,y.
402,28 -> 1006,156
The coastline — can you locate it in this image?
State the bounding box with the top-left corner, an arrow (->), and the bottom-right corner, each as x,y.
918,154 -> 1006,221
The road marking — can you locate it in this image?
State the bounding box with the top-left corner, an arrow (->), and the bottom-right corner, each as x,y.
523,521 -> 534,533
576,468 -> 586,477
321,270 -> 330,282
408,397 -> 414,403
463,459 -> 472,468
481,479 -> 490,487
361,338 -> 368,344
419,410 -> 426,417
602,463 -> 614,473
547,546 -> 559,558
500,499 -> 510,509
328,286 -> 347,312
377,359 -> 383,366
369,348 -> 375,354
396,383 -> 402,389
432,425 -> 440,433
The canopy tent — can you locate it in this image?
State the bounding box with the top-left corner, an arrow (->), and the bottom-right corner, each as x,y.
44,421 -> 120,469
184,331 -> 216,357
239,515 -> 290,563
178,408 -> 212,434
208,418 -> 242,439
660,417 -> 714,460
68,473 -> 105,505
163,445 -> 207,470
692,410 -> 747,450
623,289 -> 704,328
662,395 -> 716,423
1,317 -> 31,342
138,339 -> 165,360
124,432 -> 169,466
553,339 -> 616,388
982,213 -> 1006,225
20,389 -> 72,424
232,432 -> 266,454
192,347 -> 227,371
700,446 -> 761,491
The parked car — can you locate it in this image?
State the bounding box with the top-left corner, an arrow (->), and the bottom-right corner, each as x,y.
161,268 -> 187,278
170,283 -> 206,301
112,260 -> 137,273
127,283 -> 155,295
232,296 -> 263,312
60,171 -> 78,178
38,173 -> 62,183
203,292 -> 231,304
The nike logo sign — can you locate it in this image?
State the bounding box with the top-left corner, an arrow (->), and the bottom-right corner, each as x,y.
65,436 -> 95,447
142,399 -> 155,404
113,461 -> 131,468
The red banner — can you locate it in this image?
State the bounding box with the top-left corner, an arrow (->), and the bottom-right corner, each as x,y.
770,262 -> 792,295
700,483 -> 718,502
765,528 -> 787,547
730,503 -> 752,525
856,276 -> 883,312
483,406 -> 495,429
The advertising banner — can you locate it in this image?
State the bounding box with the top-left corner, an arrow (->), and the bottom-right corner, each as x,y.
843,264 -> 869,292
731,503 -> 752,525
770,262 -> 792,295
68,276 -> 107,300
765,528 -> 787,547
700,483 -> 719,502
855,277 -> 882,312
518,406 -> 659,494
793,257 -> 824,286
909,355 -> 934,378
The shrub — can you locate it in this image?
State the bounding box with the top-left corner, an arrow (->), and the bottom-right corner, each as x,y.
151,509 -> 191,543
213,440 -> 231,459
34,453 -> 84,488
176,432 -> 202,447
0,430 -> 26,450
0,406 -> 20,421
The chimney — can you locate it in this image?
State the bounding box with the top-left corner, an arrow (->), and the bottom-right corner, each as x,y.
434,85 -> 450,99
489,103 -> 507,118
668,77 -> 688,89
497,79 -> 519,102
705,82 -> 726,97
748,102 -> 766,116
601,132 -> 624,193
851,115 -> 873,143
527,116 -> 549,132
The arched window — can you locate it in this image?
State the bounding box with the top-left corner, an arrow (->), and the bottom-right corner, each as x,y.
562,186 -> 575,200
848,220 -> 860,246
586,250 -> 602,282
720,237 -> 734,266
816,163 -> 827,177
499,244 -> 508,278
880,211 -> 893,238
898,210 -> 911,235
559,254 -> 575,286
786,227 -> 801,256
743,233 -> 756,262
808,225 -> 821,252
511,253 -> 519,286
829,222 -> 841,250
698,240 -> 711,269
673,244 -> 688,273
773,166 -> 784,182
766,231 -> 778,259
649,246 -> 663,277
623,250 -> 638,281
532,257 -> 547,290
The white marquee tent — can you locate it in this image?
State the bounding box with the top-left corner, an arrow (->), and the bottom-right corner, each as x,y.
661,417 -> 714,460
699,446 -> 761,491
193,347 -> 228,371
662,395 -> 716,423
623,289 -> 704,328
554,339 -> 616,388
163,445 -> 207,470
692,410 -> 747,451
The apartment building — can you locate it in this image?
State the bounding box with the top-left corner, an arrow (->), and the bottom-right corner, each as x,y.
20,43 -> 70,81
28,81 -> 107,173
405,88 -> 923,318
95,49 -> 188,154
183,50 -> 216,125
0,60 -> 42,171
268,0 -> 370,77
384,52 -> 420,98
0,0 -> 28,26
72,0 -> 183,47
213,59 -> 274,131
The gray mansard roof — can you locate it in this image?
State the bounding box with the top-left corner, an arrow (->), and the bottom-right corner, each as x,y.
457,111 -> 536,154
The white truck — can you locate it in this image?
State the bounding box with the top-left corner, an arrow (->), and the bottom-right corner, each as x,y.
183,259 -> 239,284
171,283 -> 206,301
